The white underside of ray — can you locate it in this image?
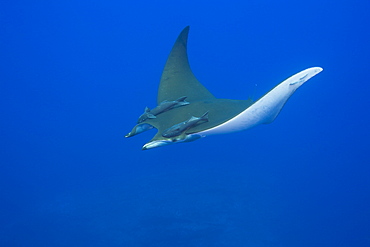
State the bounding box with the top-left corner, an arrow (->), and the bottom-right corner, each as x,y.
197,67 -> 323,137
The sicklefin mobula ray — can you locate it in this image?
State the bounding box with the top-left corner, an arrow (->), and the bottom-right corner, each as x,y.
125,26 -> 323,150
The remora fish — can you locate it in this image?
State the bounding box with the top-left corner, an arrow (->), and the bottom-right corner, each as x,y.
162,112 -> 209,138
137,96 -> 189,123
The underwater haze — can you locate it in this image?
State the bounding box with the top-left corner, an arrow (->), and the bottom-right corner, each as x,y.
1,0 -> 370,246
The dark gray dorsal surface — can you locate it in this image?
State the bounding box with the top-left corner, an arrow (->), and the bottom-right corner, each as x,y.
157,26 -> 216,104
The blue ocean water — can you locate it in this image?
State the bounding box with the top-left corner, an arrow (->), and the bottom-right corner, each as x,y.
1,1 -> 369,246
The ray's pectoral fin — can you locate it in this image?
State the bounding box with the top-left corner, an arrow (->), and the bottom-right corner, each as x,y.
197,67 -> 323,136
258,67 -> 323,124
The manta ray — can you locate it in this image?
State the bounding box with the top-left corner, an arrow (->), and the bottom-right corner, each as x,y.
125,26 -> 323,150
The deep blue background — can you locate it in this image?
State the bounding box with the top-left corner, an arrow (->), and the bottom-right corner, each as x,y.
1,1 -> 369,246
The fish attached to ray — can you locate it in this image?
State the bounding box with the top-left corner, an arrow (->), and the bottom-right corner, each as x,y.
137,96 -> 189,123
125,26 -> 323,150
162,112 -> 209,138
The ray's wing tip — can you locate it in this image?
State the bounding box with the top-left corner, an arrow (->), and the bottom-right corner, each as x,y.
308,66 -> 324,78
295,67 -> 323,81
312,66 -> 323,73
179,26 -> 190,39
306,66 -> 323,75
